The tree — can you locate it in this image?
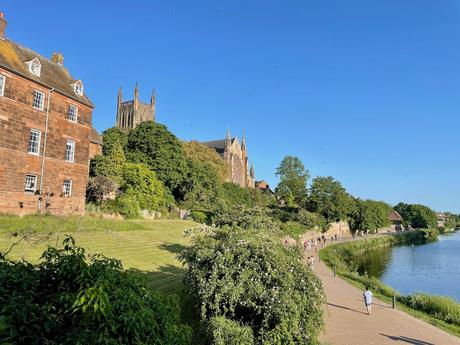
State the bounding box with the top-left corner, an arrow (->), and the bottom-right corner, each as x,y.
349,199 -> 392,233
275,156 -> 309,206
101,127 -> 128,155
307,176 -> 354,223
126,121 -> 189,197
394,203 -> 437,229
183,140 -> 230,182
121,163 -> 169,211
89,141 -> 126,183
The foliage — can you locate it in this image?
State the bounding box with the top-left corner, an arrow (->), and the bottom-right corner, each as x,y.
121,163 -> 169,211
86,175 -> 118,203
218,182 -> 256,208
126,121 -> 189,197
181,229 -> 324,344
211,206 -> 280,232
275,156 -> 309,207
349,199 -> 392,233
307,176 -> 355,223
183,140 -> 230,182
394,203 -> 438,229
112,194 -> 141,219
280,221 -> 308,239
102,127 -> 128,155
190,211 -> 209,224
0,236 -> 192,345
294,208 -> 328,231
180,157 -> 220,209
89,141 -> 126,183
206,316 -> 254,345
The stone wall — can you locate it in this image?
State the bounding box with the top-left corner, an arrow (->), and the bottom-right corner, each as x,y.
0,67 -> 92,215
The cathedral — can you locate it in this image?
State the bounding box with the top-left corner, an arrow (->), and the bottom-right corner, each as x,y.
116,83 -> 155,131
203,129 -> 255,188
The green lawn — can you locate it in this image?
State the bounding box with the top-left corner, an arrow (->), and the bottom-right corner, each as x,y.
0,215 -> 198,294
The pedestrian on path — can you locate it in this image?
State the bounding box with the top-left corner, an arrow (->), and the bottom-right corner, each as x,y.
363,286 -> 373,315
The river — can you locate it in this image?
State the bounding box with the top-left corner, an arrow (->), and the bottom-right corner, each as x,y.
356,230 -> 460,301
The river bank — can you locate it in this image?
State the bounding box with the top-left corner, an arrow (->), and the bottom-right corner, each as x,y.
319,230 -> 460,338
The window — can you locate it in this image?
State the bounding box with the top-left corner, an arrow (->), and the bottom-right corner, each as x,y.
0,75 -> 5,97
33,90 -> 44,110
24,175 -> 37,193
28,129 -> 41,155
65,139 -> 75,162
68,105 -> 78,122
28,58 -> 41,77
74,81 -> 84,96
63,179 -> 72,197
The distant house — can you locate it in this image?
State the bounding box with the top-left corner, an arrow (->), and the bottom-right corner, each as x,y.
255,180 -> 273,194
436,212 -> 448,227
389,210 -> 403,231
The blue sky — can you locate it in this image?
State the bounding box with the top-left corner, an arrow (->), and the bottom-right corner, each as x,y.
4,1 -> 460,212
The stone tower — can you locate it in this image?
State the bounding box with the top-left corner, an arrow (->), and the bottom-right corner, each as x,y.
116,83 -> 155,131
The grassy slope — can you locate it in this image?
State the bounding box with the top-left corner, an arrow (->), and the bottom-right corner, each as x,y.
0,215 -> 198,293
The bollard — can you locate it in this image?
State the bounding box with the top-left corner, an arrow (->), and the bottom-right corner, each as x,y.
392,292 -> 396,309
333,266 -> 336,277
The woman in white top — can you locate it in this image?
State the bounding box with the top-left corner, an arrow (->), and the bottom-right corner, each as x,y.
363,286 -> 373,315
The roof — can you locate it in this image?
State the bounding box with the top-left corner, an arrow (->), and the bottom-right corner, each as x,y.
0,39 -> 94,108
89,127 -> 103,145
389,210 -> 403,222
202,137 -> 236,154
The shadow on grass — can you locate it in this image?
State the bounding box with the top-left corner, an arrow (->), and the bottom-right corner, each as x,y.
159,242 -> 187,254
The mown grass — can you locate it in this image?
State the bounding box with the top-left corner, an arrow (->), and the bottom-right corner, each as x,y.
0,214 -> 198,294
319,233 -> 460,338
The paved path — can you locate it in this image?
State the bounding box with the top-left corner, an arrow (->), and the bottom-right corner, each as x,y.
310,245 -> 460,345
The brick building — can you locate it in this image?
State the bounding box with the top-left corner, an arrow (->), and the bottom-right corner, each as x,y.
203,129 -> 255,188
116,84 -> 155,131
0,13 -> 95,215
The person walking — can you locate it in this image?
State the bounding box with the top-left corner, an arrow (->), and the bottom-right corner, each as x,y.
363,286 -> 373,315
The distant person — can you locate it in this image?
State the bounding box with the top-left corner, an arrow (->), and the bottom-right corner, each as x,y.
363,286 -> 373,315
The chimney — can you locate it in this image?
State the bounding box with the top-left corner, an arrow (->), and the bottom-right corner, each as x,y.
51,52 -> 64,65
0,12 -> 7,39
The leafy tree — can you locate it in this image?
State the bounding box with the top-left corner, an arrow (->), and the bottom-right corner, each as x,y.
101,127 -> 128,155
89,141 -> 126,183
183,140 -> 229,182
294,208 -> 328,231
349,199 -> 392,233
86,175 -> 118,204
217,182 -> 256,208
275,156 -> 309,206
121,163 -> 169,211
211,206 -> 280,232
307,176 -> 354,223
126,121 -> 189,197
180,157 -> 220,209
0,237 -> 192,344
181,229 -> 324,344
394,202 -> 437,229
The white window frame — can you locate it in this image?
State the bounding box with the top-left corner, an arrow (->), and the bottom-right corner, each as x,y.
68,104 -> 78,123
63,179 -> 72,197
28,58 -> 41,77
74,81 -> 84,96
28,128 -> 41,155
65,139 -> 75,163
0,74 -> 5,97
32,90 -> 45,110
24,174 -> 37,193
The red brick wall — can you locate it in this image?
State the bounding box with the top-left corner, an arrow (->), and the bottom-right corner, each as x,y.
0,67 -> 93,215
89,142 -> 102,159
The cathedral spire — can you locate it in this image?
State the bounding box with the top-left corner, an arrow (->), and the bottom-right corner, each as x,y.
225,127 -> 231,147
250,164 -> 255,178
134,82 -> 139,110
241,129 -> 246,151
150,88 -> 156,121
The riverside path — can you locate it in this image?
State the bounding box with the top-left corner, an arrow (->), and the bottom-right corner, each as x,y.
312,243 -> 460,345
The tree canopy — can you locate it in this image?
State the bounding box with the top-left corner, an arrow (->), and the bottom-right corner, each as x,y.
275,156 -> 309,206
183,140 -> 229,182
394,202 -> 437,229
349,199 -> 392,233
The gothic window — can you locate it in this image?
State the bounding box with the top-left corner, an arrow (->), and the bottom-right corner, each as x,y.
28,129 -> 41,155
65,139 -> 75,163
33,90 -> 44,110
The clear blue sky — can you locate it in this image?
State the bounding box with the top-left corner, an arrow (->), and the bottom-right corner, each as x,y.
4,1 -> 460,213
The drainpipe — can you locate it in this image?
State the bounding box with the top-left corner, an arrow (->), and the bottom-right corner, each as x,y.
38,87 -> 54,211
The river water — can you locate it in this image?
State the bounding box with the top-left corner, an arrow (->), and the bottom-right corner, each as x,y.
356,231 -> 460,301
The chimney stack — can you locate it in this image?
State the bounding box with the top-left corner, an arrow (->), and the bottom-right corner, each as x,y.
51,52 -> 64,65
0,12 -> 7,39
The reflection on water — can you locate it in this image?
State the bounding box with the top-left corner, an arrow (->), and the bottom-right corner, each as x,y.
355,231 -> 460,301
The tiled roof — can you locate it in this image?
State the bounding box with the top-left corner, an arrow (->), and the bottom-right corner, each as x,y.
0,39 -> 94,108
89,127 -> 103,145
389,210 -> 403,222
202,137 -> 235,152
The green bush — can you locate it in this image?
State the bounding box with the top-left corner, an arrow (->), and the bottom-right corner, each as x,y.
281,221 -> 307,239
114,194 -> 141,219
207,316 -> 254,345
0,236 -> 192,345
181,229 -> 324,344
190,211 -> 209,224
210,206 -> 280,232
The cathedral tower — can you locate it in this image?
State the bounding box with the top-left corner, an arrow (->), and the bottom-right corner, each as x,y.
116,84 -> 156,131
